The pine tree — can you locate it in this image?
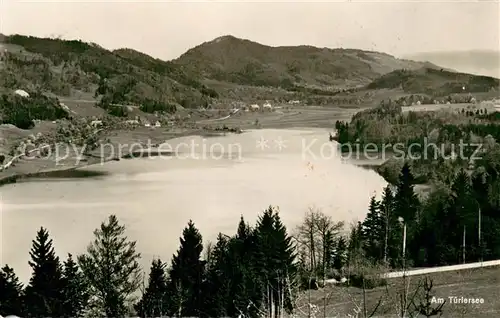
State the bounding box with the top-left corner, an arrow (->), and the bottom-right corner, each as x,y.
393,163 -> 420,267
394,163 -> 420,223
228,216 -> 262,317
165,220 -> 206,317
322,229 -> 336,275
61,253 -> 89,317
362,196 -> 384,261
446,170 -> 479,262
201,233 -> 231,317
380,186 -> 394,265
78,215 -> 142,317
23,227 -> 65,317
254,206 -> 297,317
0,265 -> 24,316
135,259 -> 168,317
379,185 -> 403,267
333,237 -> 347,271
347,221 -> 364,262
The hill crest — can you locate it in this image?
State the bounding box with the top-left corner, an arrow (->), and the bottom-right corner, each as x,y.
173,35 -> 443,89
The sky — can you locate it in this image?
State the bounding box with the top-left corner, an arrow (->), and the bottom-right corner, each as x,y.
1,0 -> 499,61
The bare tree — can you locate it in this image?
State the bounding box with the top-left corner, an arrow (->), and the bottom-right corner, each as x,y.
316,213 -> 344,283
411,277 -> 445,317
295,207 -> 344,282
295,207 -> 320,273
203,240 -> 213,264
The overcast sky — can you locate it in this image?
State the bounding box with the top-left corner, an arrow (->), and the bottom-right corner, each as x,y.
1,0 -> 499,60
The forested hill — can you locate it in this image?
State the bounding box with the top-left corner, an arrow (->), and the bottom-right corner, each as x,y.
367,67 -> 499,95
172,35 -> 442,89
0,34 -> 218,110
1,33 -> 498,114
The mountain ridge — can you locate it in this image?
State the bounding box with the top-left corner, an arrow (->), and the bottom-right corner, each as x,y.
172,34 -> 444,90
0,33 -> 498,119
404,50 -> 500,78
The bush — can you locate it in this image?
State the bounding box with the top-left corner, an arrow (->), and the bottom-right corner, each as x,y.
347,273 -> 387,289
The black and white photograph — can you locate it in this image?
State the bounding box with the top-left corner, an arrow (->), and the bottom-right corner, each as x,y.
0,0 -> 499,317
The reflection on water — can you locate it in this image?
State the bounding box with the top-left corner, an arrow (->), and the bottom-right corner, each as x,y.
17,169 -> 109,182
1,129 -> 388,283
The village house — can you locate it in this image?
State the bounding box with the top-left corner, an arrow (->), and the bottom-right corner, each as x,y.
263,102 -> 272,111
14,89 -> 29,98
90,120 -> 103,127
250,104 -> 260,111
125,119 -> 140,125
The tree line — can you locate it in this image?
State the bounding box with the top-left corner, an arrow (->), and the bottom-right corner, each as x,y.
0,207 -> 298,317
2,162 -> 499,317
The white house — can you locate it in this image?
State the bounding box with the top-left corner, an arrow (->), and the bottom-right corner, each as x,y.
154,121 -> 161,128
90,120 -> 103,127
125,119 -> 139,125
14,89 -> 29,98
144,121 -> 151,127
250,104 -> 260,111
59,103 -> 70,112
263,102 -> 272,111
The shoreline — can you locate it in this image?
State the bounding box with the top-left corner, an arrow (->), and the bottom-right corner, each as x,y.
0,126 -> 387,188
0,127 -> 243,188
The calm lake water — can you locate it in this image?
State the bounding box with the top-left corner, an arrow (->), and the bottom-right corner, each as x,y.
0,129 -> 387,282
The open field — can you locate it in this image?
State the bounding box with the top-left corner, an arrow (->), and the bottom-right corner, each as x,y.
197,106 -> 363,130
402,102 -> 499,113
296,266 -> 500,317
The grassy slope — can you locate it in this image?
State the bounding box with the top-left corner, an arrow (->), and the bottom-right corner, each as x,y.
296,266 -> 500,317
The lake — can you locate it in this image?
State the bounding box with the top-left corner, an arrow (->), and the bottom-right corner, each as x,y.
0,128 -> 387,282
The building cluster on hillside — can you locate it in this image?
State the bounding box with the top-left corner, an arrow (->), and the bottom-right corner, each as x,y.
240,101 -> 278,112
121,116 -> 163,128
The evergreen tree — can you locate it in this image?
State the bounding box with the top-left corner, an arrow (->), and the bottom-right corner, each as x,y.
228,217 -> 262,318
347,221 -> 364,264
333,237 -> 347,271
322,229 -> 336,275
61,253 -> 89,317
254,206 -> 297,317
362,196 -> 384,261
23,227 -> 65,317
416,186 -> 452,266
380,185 -> 404,267
393,163 -> 420,267
135,259 -> 168,317
78,215 -> 142,317
165,220 -> 206,317
201,233 -> 231,317
446,170 -> 479,262
0,265 -> 24,316
394,163 -> 420,222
